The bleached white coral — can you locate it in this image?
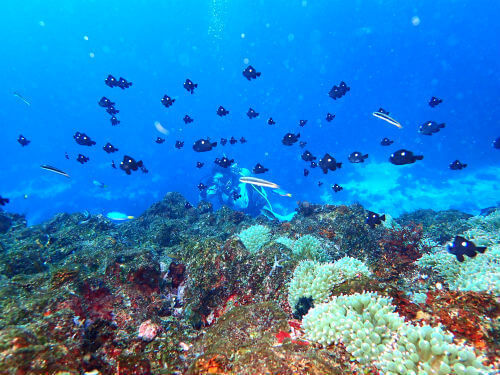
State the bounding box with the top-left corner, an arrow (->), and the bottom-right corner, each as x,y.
238,224 -> 271,254
287,256 -> 371,311
275,236 -> 294,250
377,324 -> 493,375
292,234 -> 328,261
302,292 -> 494,374
288,260 -> 344,310
332,256 -> 372,279
302,292 -> 403,364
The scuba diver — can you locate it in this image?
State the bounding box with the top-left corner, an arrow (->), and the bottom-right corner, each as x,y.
198,163 -> 296,221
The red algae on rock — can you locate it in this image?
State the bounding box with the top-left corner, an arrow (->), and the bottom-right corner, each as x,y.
422,290 -> 500,363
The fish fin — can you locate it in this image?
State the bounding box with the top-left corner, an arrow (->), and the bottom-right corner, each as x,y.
464,247 -> 477,257
363,154 -> 369,159
476,246 -> 487,253
212,142 -> 217,147
337,162 -> 342,168
463,164 -> 467,168
297,133 -> 300,138
456,254 -> 465,262
137,161 -> 143,167
439,123 -> 445,128
380,214 -> 386,221
455,236 -> 467,242
415,155 -> 424,160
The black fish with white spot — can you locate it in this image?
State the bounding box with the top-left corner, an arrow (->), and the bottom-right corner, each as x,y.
332,184 -> 343,193
103,143 -> 118,153
18,135 -> 30,146
183,115 -> 193,124
193,138 -> 217,152
450,160 -> 467,170
419,121 -> 445,136
253,163 -> 268,174
348,152 -> 368,163
161,95 -> 175,108
217,106 -> 229,116
389,149 -> 423,165
183,79 -> 198,94
242,65 -> 261,80
429,97 -> 443,108
447,236 -> 486,262
301,150 -> 316,162
318,153 -> 342,174
365,211 -> 385,229
282,133 -> 300,146
247,108 -> 259,119
380,138 -> 393,146
120,155 -> 143,175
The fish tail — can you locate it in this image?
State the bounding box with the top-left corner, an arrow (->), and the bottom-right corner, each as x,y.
127,216 -> 135,219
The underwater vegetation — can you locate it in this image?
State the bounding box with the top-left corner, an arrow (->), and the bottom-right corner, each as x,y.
0,194 -> 498,374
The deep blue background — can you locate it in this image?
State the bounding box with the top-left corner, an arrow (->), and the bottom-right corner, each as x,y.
1,0 -> 499,224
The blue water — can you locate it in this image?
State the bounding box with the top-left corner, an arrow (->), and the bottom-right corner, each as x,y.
1,1 -> 499,224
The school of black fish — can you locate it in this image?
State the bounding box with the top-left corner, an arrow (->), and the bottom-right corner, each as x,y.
6,65 -> 499,250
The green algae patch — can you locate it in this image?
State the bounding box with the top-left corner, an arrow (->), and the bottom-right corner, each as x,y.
190,302 -> 345,374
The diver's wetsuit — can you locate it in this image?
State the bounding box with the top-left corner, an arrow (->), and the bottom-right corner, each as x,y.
199,165 -> 266,215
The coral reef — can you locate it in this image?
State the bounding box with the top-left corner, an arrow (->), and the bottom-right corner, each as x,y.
0,194 -> 497,374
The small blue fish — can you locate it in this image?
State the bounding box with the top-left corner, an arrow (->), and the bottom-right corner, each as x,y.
93,180 -> 107,188
107,212 -> 134,221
